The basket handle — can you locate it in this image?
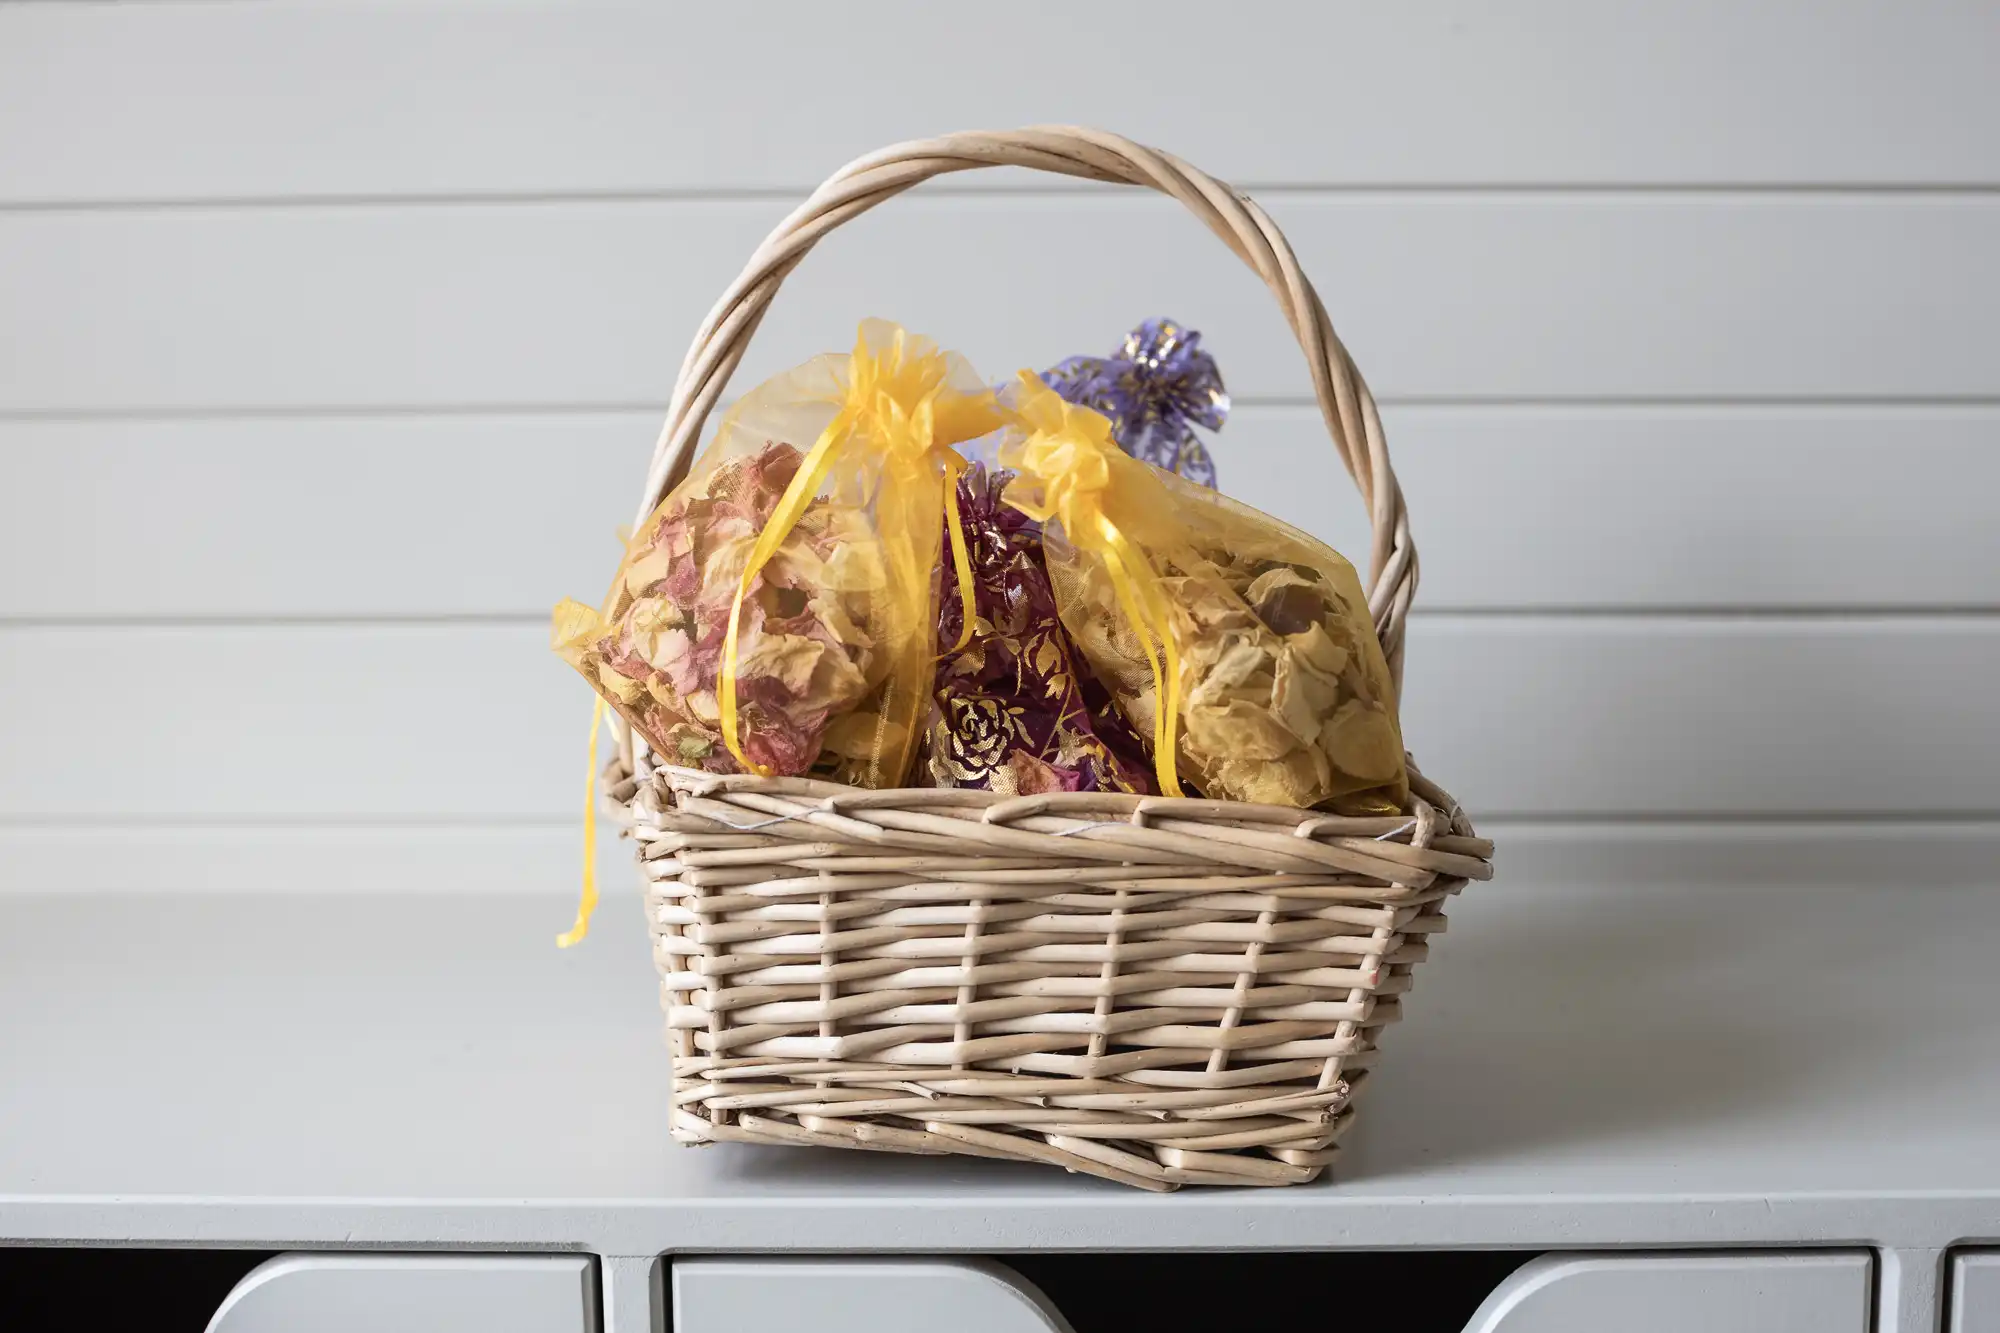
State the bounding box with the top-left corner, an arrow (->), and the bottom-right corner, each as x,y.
635,126 -> 1418,681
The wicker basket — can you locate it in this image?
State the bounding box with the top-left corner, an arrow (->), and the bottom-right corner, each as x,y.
604,127 -> 1495,1191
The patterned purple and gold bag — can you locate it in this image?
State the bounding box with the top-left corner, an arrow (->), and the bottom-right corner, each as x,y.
924,465 -> 1155,795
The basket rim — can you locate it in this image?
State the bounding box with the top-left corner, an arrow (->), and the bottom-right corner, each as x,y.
613,759 -> 1493,891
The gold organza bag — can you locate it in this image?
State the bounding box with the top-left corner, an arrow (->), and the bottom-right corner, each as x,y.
998,375 -> 1410,813
553,321 -> 1002,790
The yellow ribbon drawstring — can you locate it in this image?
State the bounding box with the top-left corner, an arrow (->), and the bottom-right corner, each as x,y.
717,325 -> 997,775
940,450 -> 979,653
556,694 -> 606,948
1096,518 -> 1184,797
999,374 -> 1186,797
717,402 -> 856,775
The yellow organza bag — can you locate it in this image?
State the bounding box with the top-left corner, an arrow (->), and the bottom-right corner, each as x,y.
997,375 -> 1411,813
553,321 -> 1003,790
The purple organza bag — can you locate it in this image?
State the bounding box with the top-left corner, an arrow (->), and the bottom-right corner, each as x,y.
1042,317 -> 1229,488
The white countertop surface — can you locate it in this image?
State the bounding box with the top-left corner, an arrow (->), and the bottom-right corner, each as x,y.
5,875 -> 1998,1253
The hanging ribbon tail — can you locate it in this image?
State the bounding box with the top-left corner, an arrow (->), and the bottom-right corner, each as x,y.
941,458 -> 978,654
717,589 -> 766,777
1097,519 -> 1184,798
557,695 -> 607,948
1149,570 -> 1186,798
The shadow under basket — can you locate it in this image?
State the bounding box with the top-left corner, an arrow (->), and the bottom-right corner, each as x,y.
599,126 -> 1495,1190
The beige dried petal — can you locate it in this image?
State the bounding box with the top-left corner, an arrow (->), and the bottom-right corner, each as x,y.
823,539 -> 889,593
1243,566 -> 1314,604
621,546 -> 675,598
809,640 -> 871,708
1246,568 -> 1337,636
1176,625 -> 1228,670
660,724 -> 719,766
1167,571 -> 1257,633
635,625 -> 694,676
1071,611 -> 1138,676
697,534 -> 757,601
1182,697 -> 1299,761
627,594 -> 680,636
1288,622 -> 1351,678
1271,648 -> 1343,744
736,633 -> 827,696
1206,750 -> 1323,807
1320,698 -> 1405,781
821,708 -> 907,761
1307,737 -> 1334,791
764,543 -> 828,589
593,661 -> 645,705
814,590 -> 871,656
1187,637 -> 1271,708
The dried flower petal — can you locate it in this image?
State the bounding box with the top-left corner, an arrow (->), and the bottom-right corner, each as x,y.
1183,696 -> 1299,762
1321,697 -> 1405,782
1272,649 -> 1343,745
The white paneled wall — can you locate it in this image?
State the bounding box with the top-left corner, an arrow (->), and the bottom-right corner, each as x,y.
1,1 -> 1996,894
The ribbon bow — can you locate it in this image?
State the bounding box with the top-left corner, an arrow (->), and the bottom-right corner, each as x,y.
1000,374 -> 1186,798
1041,317 -> 1228,489
719,322 -> 1001,776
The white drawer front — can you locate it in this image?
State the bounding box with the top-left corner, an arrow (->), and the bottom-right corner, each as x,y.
672,1258 -> 1068,1333
1954,1252 -> 2000,1333
206,1255 -> 594,1333
1465,1253 -> 1871,1333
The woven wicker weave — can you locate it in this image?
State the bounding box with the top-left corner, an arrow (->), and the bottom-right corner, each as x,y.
606,127 -> 1494,1190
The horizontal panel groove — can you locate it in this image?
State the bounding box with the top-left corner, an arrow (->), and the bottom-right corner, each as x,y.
14,394 -> 2000,425
0,402 -> 675,425
8,184 -> 2000,215
6,2 -> 1998,200
11,404 -> 1995,618
2,620 -> 1992,821
1464,808 -> 2000,825
0,612 -> 562,630
0,813 -> 581,831
9,193 -> 1998,411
